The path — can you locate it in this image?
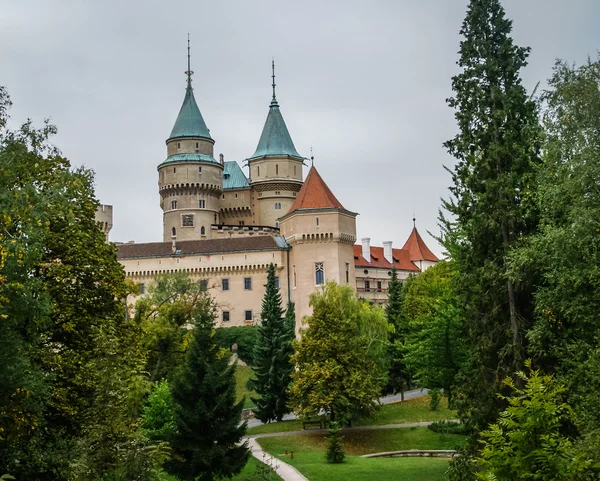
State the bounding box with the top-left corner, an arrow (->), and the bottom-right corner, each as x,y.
247,437 -> 308,481
245,388 -> 428,429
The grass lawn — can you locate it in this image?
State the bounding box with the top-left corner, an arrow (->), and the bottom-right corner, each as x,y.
160,455 -> 282,480
258,427 -> 465,456
236,365 -> 256,409
246,395 -> 456,435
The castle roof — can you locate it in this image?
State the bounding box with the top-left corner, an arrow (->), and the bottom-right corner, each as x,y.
287,167 -> 346,213
353,245 -> 420,272
402,227 -> 439,262
159,152 -> 219,167
249,97 -> 301,160
117,236 -> 285,260
223,161 -> 250,190
168,81 -> 212,141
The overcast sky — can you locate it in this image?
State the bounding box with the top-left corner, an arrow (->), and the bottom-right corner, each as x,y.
1,1 -> 598,255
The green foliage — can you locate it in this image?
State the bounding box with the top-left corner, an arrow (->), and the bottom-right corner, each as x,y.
142,380 -> 176,441
214,326 -> 258,366
402,262 -> 468,405
475,362 -> 593,480
249,264 -> 295,422
441,0 -> 541,436
383,269 -> 411,398
135,272 -> 207,382
166,291 -> 249,481
428,420 -> 469,436
446,447 -> 477,481
289,282 -> 387,424
325,422 -> 345,464
429,389 -> 441,412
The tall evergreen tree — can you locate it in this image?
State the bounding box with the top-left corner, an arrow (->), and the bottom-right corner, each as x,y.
249,264 -> 294,422
167,294 -> 248,481
383,269 -> 411,400
442,0 -> 541,435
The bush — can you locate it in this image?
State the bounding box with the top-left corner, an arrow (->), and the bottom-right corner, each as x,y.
446,447 -> 477,481
325,422 -> 345,464
428,420 -> 470,435
142,380 -> 176,441
429,388 -> 441,411
214,326 -> 258,365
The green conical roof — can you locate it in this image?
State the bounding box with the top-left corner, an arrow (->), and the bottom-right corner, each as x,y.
168,82 -> 212,141
249,98 -> 301,159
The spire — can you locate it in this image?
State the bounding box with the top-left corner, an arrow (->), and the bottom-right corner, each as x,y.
287,167 -> 346,213
402,224 -> 439,262
168,36 -> 212,141
249,60 -> 301,160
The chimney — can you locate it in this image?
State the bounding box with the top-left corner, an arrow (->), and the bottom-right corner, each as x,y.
361,237 -> 371,263
219,153 -> 224,164
383,241 -> 393,264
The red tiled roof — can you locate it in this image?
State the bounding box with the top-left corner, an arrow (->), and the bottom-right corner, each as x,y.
117,236 -> 283,259
402,227 -> 439,262
288,167 -> 345,213
353,245 -> 420,272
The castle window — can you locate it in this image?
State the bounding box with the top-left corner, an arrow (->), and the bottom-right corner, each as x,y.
182,214 -> 194,227
275,276 -> 280,289
222,278 -> 229,291
245,310 -> 253,322
257,166 -> 260,177
200,226 -> 206,236
235,193 -> 238,198
177,142 -> 181,150
316,217 -> 319,227
171,227 -> 176,237
244,277 -> 252,291
377,281 -> 382,292
200,279 -> 208,290
239,221 -> 245,226
173,167 -> 177,173
275,203 -> 281,210
315,262 -> 324,285
346,263 -> 350,283
140,282 -> 146,295
171,200 -> 178,209
199,199 -> 205,208
364,280 -> 370,292
199,166 -> 202,173
294,165 -> 297,175
196,142 -> 199,148
214,213 -> 217,223
275,191 -> 281,195
276,164 -> 279,175
293,265 -> 297,288
222,311 -> 230,322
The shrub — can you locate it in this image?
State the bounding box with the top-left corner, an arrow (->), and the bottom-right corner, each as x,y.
214,326 -> 258,365
325,422 -> 345,464
429,388 -> 441,411
142,380 -> 176,441
428,420 -> 470,435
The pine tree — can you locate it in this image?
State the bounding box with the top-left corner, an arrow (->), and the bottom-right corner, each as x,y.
167,297 -> 249,481
249,264 -> 294,422
383,269 -> 411,400
442,0 -> 541,435
325,422 -> 345,464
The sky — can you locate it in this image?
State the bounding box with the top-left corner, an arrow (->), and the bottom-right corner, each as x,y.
1,0 -> 598,256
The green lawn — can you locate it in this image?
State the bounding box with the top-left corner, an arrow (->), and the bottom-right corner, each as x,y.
247,395 -> 456,435
258,427 -> 465,456
236,365 -> 256,409
160,455 -> 282,480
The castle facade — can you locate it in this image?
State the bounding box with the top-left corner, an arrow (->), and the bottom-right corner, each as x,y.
107,57 -> 438,329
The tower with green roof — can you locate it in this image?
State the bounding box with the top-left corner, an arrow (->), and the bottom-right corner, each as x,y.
158,38 -> 223,242
248,61 -> 304,227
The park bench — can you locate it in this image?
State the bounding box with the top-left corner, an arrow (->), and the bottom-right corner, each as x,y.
302,419 -> 323,430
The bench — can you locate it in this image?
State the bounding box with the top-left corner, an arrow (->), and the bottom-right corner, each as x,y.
302,420 -> 323,430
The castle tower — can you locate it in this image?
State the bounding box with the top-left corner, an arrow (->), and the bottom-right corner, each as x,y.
158,38 -> 223,242
279,167 -> 357,331
402,218 -> 439,271
248,62 -> 304,227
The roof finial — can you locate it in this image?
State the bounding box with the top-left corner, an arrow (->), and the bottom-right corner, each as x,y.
185,33 -> 194,89
310,146 -> 314,166
413,215 -> 416,228
271,58 -> 278,106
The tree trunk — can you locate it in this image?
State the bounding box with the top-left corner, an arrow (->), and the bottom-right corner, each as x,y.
400,385 -> 405,402
502,216 -> 522,381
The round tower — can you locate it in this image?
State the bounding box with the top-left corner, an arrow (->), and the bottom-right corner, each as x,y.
248,61 -> 304,228
158,39 -> 223,242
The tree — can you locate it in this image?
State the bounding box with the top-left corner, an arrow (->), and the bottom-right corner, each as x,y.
325,422 -> 345,464
166,290 -> 249,481
475,361 -> 593,480
0,86 -> 161,480
288,282 -> 387,424
506,56 -> 600,468
249,264 -> 294,422
403,261 -> 468,405
383,269 -> 411,400
441,0 -> 541,435
135,272 -> 206,382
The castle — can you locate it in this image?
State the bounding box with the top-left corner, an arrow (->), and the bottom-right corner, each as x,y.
104,51 -> 439,329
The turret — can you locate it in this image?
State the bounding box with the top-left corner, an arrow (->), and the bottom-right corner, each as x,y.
158,37 -> 223,242
247,61 -> 304,227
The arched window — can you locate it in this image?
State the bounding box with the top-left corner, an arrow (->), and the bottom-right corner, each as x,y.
200,226 -> 206,236
171,227 -> 176,237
